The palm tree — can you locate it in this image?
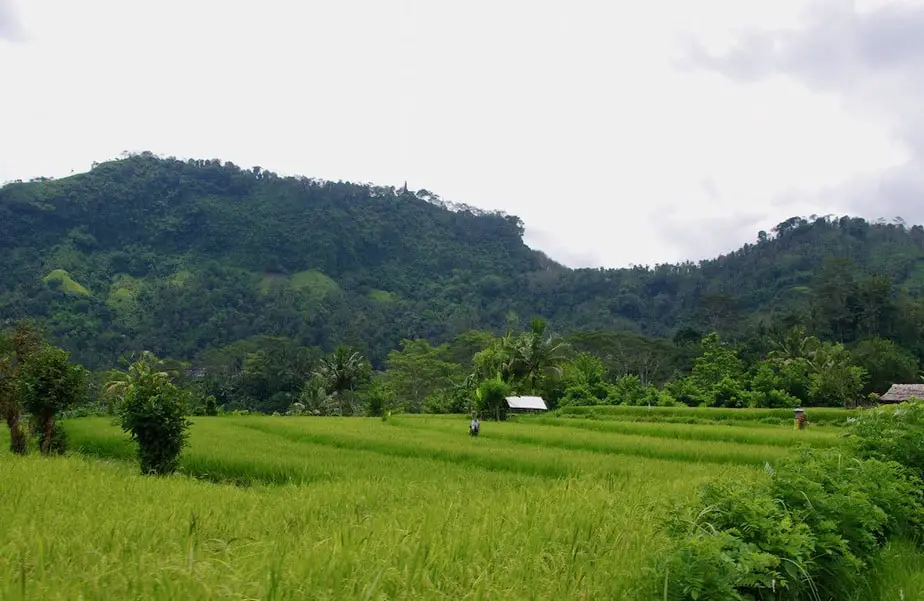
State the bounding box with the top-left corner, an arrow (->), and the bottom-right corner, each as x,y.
314,346 -> 370,415
471,332 -> 518,384
106,351 -> 170,402
509,317 -> 570,393
294,375 -> 334,415
767,326 -> 817,365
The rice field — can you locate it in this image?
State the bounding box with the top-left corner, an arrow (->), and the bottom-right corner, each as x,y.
0,410 -> 919,600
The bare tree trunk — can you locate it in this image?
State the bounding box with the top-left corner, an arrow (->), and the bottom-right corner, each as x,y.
41,411 -> 53,455
6,411 -> 27,454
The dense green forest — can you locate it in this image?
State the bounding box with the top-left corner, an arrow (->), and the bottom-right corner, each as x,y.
3,152 -> 924,413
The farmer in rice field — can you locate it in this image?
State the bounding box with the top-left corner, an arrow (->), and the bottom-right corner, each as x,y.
470,411 -> 480,436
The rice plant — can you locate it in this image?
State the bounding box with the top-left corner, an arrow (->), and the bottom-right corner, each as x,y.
0,409 -> 916,600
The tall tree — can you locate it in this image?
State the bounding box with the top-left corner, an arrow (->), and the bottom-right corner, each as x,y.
851,337 -> 919,396
0,321 -> 42,454
855,274 -> 895,338
806,342 -> 868,407
315,346 -> 371,415
767,325 -> 817,364
384,339 -> 462,413
691,333 -> 743,390
814,258 -> 858,342
19,344 -> 86,455
508,317 -> 570,393
698,293 -> 741,332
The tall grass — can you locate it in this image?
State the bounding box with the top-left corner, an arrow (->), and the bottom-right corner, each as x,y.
385,415 -> 798,466
529,416 -> 841,447
65,416 -> 759,483
553,404 -> 858,427
858,540 -> 924,601
0,450 -> 754,599
2,410 -> 917,599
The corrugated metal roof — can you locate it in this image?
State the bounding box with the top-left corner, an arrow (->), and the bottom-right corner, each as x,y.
880,384 -> 924,403
505,396 -> 548,410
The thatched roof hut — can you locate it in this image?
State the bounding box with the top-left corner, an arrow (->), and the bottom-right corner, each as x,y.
879,384 -> 924,404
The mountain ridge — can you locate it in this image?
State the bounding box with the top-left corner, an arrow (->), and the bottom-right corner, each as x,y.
2,152 -> 924,369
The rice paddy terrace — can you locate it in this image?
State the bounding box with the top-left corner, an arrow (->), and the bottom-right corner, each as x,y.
1,408 -> 921,600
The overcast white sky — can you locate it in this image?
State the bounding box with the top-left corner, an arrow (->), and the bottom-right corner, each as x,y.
1,0 -> 921,268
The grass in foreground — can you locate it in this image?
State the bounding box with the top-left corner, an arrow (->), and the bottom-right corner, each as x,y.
0,451 -> 753,600
859,540 -> 924,601
64,416 -> 789,485
1,411 -> 918,600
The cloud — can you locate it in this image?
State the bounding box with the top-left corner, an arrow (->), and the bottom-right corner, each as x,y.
657,211 -> 769,263
0,0 -> 22,41
524,226 -> 604,269
681,0 -> 924,224
1,0 -> 916,268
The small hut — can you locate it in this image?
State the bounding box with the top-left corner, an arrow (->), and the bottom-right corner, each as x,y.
879,384 -> 924,404
505,396 -> 548,414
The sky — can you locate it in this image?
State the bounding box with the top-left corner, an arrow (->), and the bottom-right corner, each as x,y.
1,0 -> 922,268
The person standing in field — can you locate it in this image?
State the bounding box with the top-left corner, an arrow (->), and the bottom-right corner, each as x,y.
470,411 -> 480,436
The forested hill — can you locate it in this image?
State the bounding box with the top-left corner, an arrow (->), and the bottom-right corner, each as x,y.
2,152 -> 924,369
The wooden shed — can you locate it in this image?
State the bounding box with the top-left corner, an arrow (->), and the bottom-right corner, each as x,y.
879,384 -> 924,404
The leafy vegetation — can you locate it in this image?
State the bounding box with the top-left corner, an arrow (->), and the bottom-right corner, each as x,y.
18,343 -> 86,454
41,269 -> 91,297
108,351 -> 190,475
660,401 -> 924,600
845,398 -> 924,480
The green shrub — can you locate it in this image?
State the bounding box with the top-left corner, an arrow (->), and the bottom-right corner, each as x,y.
417,382 -> 472,414
363,381 -> 392,417
654,390 -> 678,407
120,382 -> 189,475
110,352 -> 190,475
663,528 -> 780,601
708,376 -> 750,408
611,374 -> 646,405
755,389 -> 799,409
772,450 -> 924,598
660,448 -> 924,600
558,384 -> 600,407
844,399 -> 924,480
664,378 -> 706,407
663,479 -> 814,600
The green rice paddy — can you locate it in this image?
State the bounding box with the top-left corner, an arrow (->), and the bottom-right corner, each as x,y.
0,410 -> 919,600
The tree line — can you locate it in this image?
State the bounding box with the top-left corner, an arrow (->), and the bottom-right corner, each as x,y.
2,276 -> 920,477
188,271 -> 924,416
5,303 -> 914,433
1,323 -> 189,474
